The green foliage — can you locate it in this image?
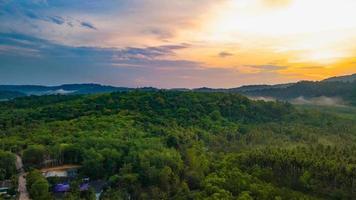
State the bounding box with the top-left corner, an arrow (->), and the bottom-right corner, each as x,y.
0,150 -> 16,180
237,191 -> 253,200
23,145 -> 45,169
62,180 -> 96,200
27,170 -> 52,200
1,91 -> 356,199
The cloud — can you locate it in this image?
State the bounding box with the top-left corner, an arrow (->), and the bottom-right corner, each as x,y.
0,33 -> 189,60
0,44 -> 41,57
219,51 -> 233,58
0,32 -> 292,88
1,0 -> 312,88
142,27 -> 173,40
0,1 -> 97,30
0,32 -> 201,87
111,44 -> 189,62
48,16 -> 65,25
24,11 -> 65,25
263,0 -> 293,8
248,65 -> 287,72
80,21 -> 97,30
1,0 -> 220,47
299,66 -> 325,69
24,11 -> 40,19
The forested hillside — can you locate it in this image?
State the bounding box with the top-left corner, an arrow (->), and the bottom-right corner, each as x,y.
324,74 -> 356,83
192,75 -> 356,106
0,84 -> 131,95
0,90 -> 25,100
241,81 -> 356,106
1,91 -> 356,200
1,74 -> 356,107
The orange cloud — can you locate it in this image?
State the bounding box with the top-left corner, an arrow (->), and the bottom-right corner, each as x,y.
263,0 -> 293,7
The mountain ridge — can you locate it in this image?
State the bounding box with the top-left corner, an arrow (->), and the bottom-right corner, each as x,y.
1,73 -> 355,105
322,73 -> 356,82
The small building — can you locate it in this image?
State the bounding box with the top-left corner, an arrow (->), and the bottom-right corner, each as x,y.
0,180 -> 13,198
41,165 -> 81,178
53,179 -> 106,200
53,182 -> 90,193
0,187 -> 9,195
53,183 -> 70,193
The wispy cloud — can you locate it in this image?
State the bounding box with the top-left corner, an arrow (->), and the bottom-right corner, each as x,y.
0,33 -> 199,86
24,11 -> 66,25
0,44 -> 41,57
113,44 -> 189,61
248,65 -> 288,72
0,1 -> 97,30
219,51 -> 234,58
80,21 -> 97,30
142,27 -> 174,40
48,16 -> 65,25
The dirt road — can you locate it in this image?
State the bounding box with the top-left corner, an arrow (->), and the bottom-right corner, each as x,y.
16,155 -> 30,200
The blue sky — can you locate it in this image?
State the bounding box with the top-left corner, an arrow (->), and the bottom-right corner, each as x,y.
0,0 -> 355,88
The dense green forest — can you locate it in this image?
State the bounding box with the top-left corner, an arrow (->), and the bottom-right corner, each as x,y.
1,91 -> 356,199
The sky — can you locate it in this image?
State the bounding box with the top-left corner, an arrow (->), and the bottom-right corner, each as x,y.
0,0 -> 355,88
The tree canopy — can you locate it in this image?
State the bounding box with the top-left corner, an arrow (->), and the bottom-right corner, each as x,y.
1,91 -> 355,199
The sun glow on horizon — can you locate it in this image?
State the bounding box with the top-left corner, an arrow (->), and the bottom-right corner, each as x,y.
184,0 -> 356,67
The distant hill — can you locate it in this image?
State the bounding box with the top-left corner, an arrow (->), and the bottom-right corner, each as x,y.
191,74 -> 356,106
228,83 -> 293,93
0,90 -> 26,100
0,84 -> 132,96
1,73 -> 355,105
323,73 -> 356,83
192,84 -> 292,93
241,81 -> 356,105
